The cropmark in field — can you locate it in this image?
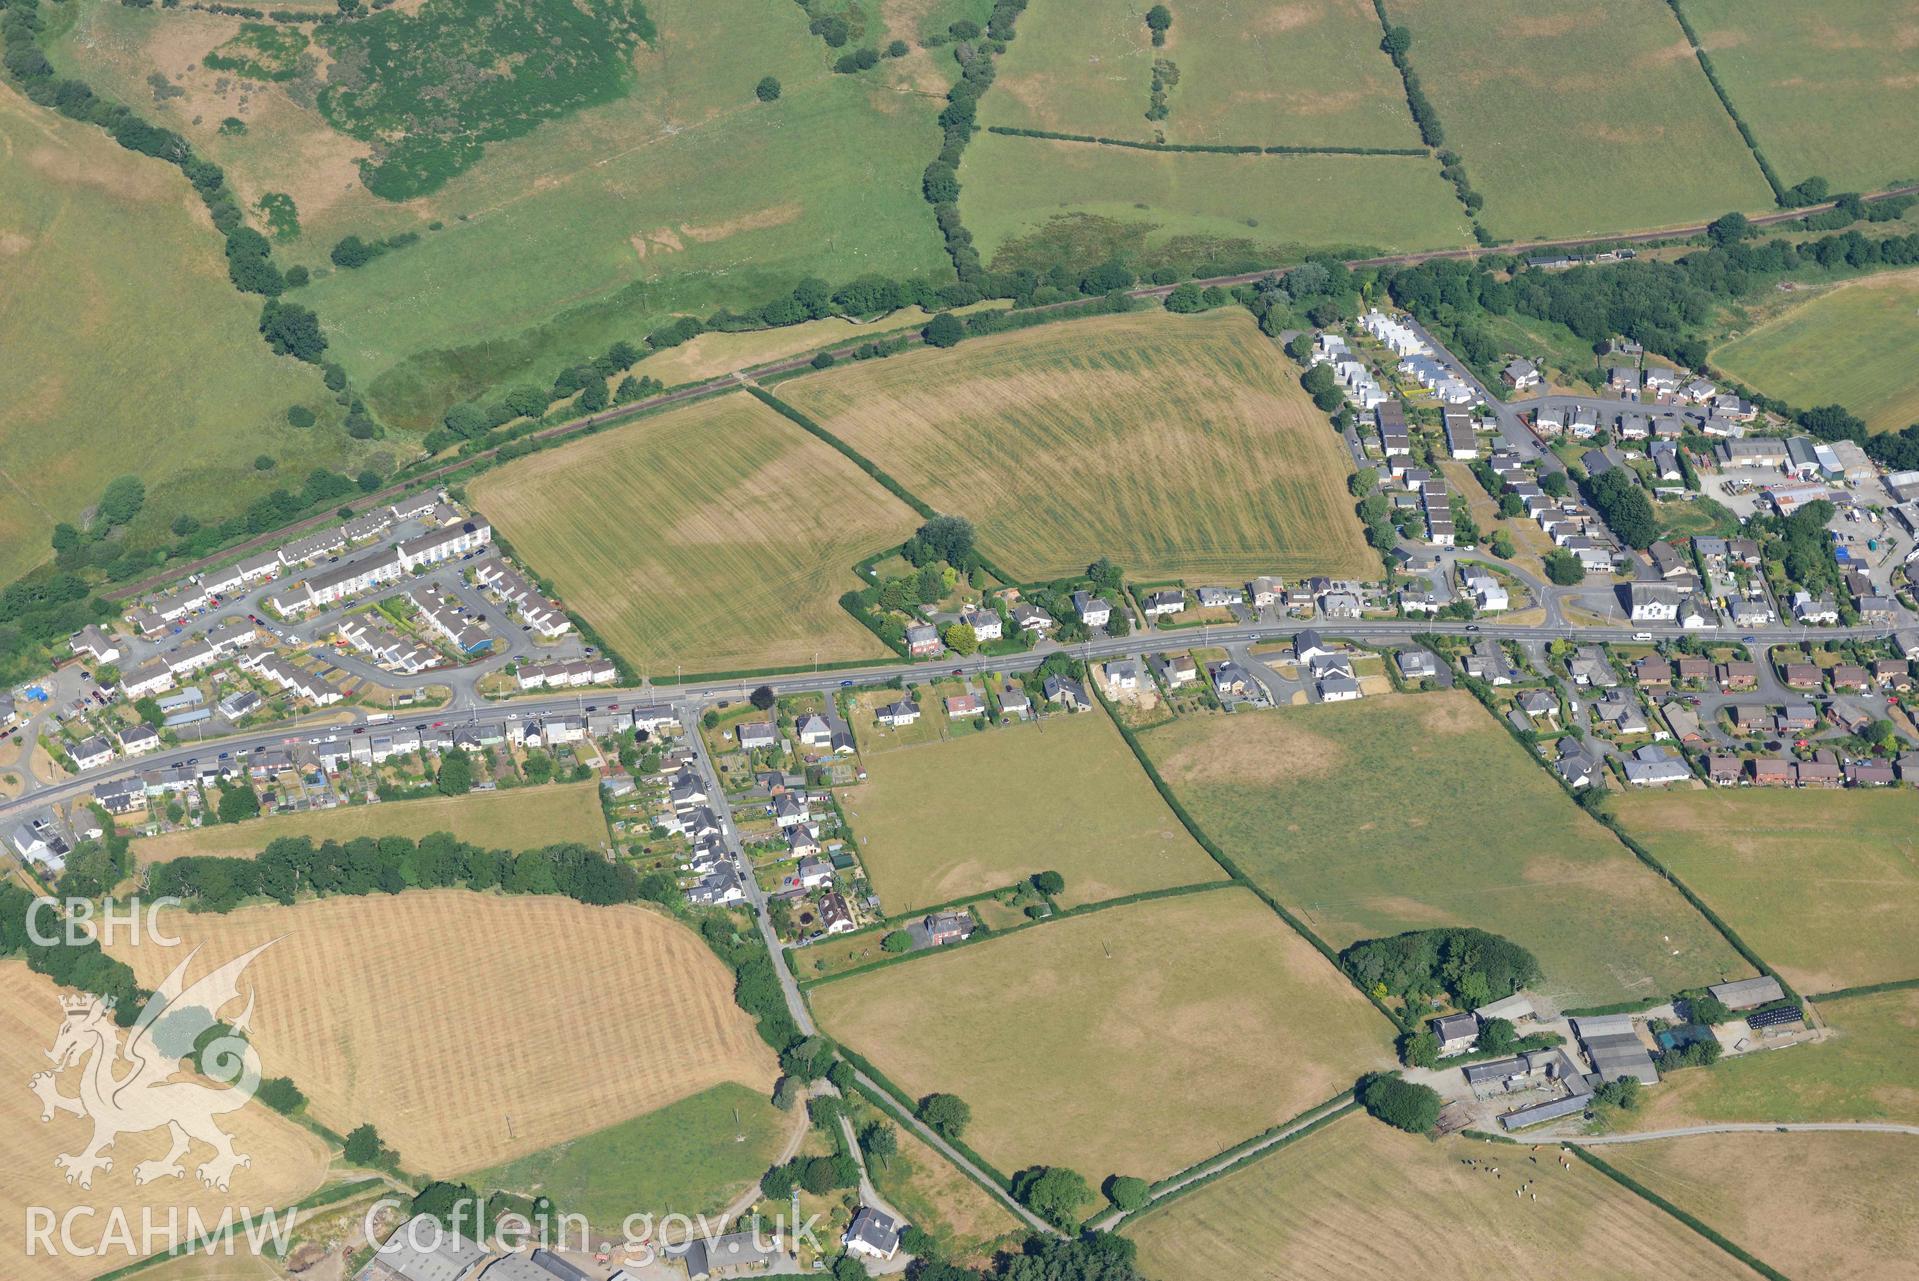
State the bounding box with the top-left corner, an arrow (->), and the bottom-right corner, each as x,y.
107,890 -> 778,1176
779,309 -> 1378,582
469,391 -> 920,674
813,887 -> 1395,1196
1140,691 -> 1753,1009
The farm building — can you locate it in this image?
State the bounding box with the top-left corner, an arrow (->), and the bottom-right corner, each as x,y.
1708,976 -> 1785,1011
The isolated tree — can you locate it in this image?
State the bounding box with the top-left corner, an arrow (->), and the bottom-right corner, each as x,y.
1347,467 -> 1378,498
286,404 -> 316,428
1706,211 -> 1752,246
861,1121 -> 898,1162
941,623 -> 978,655
1105,1175 -> 1150,1211
881,929 -> 912,953
1031,870 -> 1064,895
1143,3 -> 1172,44
755,75 -> 782,102
1544,550 -> 1585,585
773,1076 -> 802,1111
96,475 -> 146,528
343,1123 -> 390,1166
1013,1166 -> 1092,1228
1359,1073 -> 1443,1133
217,782 -> 260,824
435,748 -> 473,796
750,684 -> 777,711
917,1092 -> 971,1139
923,312 -> 964,348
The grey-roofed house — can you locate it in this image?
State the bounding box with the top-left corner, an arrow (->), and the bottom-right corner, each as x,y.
1396,649 -> 1438,681
1043,673 -> 1087,710
1432,1012 -> 1478,1056
1622,744 -> 1688,786
843,1207 -> 903,1261
737,721 -> 777,751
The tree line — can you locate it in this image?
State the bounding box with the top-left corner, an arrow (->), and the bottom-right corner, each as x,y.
146,831 -> 646,913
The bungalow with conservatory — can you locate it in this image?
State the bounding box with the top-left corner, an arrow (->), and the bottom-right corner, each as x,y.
998,686 -> 1031,719
738,721 -> 777,751
1196,586 -> 1241,609
945,693 -> 983,719
1707,755 -> 1743,786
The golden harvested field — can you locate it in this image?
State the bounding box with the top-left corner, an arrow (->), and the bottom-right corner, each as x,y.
813,888 -> 1395,1189
108,890 -> 777,1176
1140,693 -> 1752,1010
1126,1112 -> 1763,1281
470,392 -> 918,673
1612,789 -> 1919,993
133,783 -> 609,865
840,707 -> 1227,912
0,963 -> 331,1281
778,309 -> 1377,581
1603,1131 -> 1919,1281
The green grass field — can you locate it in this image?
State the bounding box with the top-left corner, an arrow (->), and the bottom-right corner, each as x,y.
1602,1131 -> 1919,1281
1613,789 -> 1919,993
840,704 -> 1226,912
1710,270 -> 1919,433
131,782 -> 610,863
1139,692 -> 1752,1009
960,133 -> 1472,265
1393,0 -> 1775,240
469,391 -> 918,672
0,82 -> 351,585
46,0 -> 950,431
465,1082 -> 790,1225
814,887 -> 1395,1194
1684,0 -> 1919,194
984,0 -> 1421,149
1631,988 -> 1919,1130
1126,1112 -> 1760,1281
779,309 -> 1380,581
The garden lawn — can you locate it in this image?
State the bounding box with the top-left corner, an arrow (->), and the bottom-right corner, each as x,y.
1612,789 -> 1919,993
813,887 -> 1395,1194
838,704 -> 1226,912
1628,987 -> 1919,1130
1709,270 -> 1919,433
960,133 -> 1472,264
985,0 -> 1422,149
468,392 -> 919,673
1602,1131 -> 1919,1281
779,309 -> 1379,581
1125,1111 -> 1762,1281
464,1082 -> 792,1225
0,81 -> 349,585
130,782 -> 609,864
1683,0 -> 1919,194
1392,0 -> 1775,240
1139,692 -> 1753,1009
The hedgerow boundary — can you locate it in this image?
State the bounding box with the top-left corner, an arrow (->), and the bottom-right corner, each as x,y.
1661,0 -> 1787,204
1414,634 -> 1801,1009
1088,682 -> 1406,1036
984,125 -> 1428,158
1569,1146 -> 1794,1281
90,1178 -> 391,1281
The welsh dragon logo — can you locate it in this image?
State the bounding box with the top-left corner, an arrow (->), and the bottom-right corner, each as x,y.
29,940 -> 278,1192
